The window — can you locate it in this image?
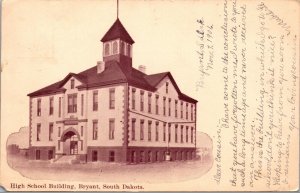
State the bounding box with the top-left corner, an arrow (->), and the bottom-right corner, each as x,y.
81,94 -> 84,116
37,124 -> 41,141
148,93 -> 152,113
37,99 -> 41,116
104,43 -> 110,56
49,97 -> 54,115
147,151 -> 152,162
191,105 -> 194,121
48,150 -> 53,160
140,120 -> 144,140
59,97 -> 62,117
168,98 -> 171,116
58,127 -> 61,137
112,41 -> 118,54
186,126 -> 189,142
109,119 -> 115,140
93,91 -> 98,111
49,123 -> 53,141
175,100 -> 178,118
68,94 -> 77,113
132,89 -> 136,110
163,97 -> 166,116
155,95 -> 159,114
186,103 -> 189,119
168,123 -> 171,142
163,123 -> 166,142
127,44 -> 131,56
166,82 -> 169,93
155,122 -> 159,141
109,88 -> 115,109
155,151 -> 159,162
92,150 -> 98,162
109,151 -> 115,162
191,127 -> 194,143
93,121 -> 98,140
148,121 -> 152,141
71,79 -> 75,89
180,101 -> 183,119
36,150 -> 40,160
181,125 -> 184,143
132,119 -> 136,140
140,91 -> 144,111
140,151 -> 145,163
81,126 -> 83,136
120,41 -> 125,55
175,124 -> 178,143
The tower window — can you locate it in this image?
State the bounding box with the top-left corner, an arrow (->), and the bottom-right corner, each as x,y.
112,41 -> 118,54
104,43 -> 110,56
120,41 -> 126,55
127,44 -> 131,56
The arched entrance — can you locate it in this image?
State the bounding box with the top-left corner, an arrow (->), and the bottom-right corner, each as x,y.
60,129 -> 81,155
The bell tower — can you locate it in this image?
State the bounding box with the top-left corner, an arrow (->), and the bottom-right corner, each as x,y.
101,18 -> 135,68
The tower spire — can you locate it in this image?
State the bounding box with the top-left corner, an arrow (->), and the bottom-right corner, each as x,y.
117,0 -> 119,19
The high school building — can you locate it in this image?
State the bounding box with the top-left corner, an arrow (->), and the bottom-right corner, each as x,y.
27,18 -> 197,163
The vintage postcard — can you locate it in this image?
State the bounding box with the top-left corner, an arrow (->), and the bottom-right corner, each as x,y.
1,0 -> 299,191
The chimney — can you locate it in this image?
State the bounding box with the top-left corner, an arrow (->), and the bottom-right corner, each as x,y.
97,61 -> 105,74
138,65 -> 146,73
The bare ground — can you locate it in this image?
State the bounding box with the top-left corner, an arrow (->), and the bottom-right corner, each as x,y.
7,154 -> 213,183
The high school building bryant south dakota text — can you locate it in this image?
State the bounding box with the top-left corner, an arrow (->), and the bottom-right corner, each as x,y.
27,18 -> 198,164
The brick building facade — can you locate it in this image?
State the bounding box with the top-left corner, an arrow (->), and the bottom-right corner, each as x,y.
28,18 -> 197,163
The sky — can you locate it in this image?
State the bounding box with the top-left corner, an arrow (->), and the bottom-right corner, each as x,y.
2,0 -> 221,139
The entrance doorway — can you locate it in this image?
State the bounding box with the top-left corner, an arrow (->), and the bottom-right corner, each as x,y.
61,130 -> 80,155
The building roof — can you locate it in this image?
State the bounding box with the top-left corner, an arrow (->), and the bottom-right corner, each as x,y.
28,62 -> 197,103
101,19 -> 135,44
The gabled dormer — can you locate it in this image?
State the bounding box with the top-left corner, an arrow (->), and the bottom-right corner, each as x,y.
101,19 -> 134,69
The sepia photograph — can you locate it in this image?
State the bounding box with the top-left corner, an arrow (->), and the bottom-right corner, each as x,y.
1,0 -> 299,191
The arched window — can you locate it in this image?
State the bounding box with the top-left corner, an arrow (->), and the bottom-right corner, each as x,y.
127,44 -> 131,56
120,42 -> 126,55
112,41 -> 118,54
104,43 -> 110,56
